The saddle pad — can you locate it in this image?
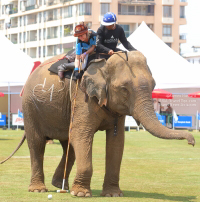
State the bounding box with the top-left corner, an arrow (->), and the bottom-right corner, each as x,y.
48,58 -> 77,80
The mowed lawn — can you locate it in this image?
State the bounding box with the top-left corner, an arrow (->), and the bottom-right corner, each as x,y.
0,129 -> 200,202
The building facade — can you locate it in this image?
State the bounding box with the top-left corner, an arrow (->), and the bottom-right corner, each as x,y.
0,0 -> 187,63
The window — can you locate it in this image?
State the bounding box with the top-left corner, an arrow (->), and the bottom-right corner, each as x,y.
180,6 -> 185,18
60,26 -> 62,37
165,43 -> 171,48
23,32 -> 26,43
163,25 -> 172,36
20,16 -> 22,27
101,3 -> 110,16
24,16 -> 26,26
79,3 -> 91,16
118,4 -> 153,16
27,0 -> 36,7
46,9 -> 55,21
47,27 -> 58,39
119,24 -> 130,38
2,5 -> 4,15
43,28 -> 46,39
39,29 -> 41,40
64,6 -> 72,18
38,47 -> 41,58
27,31 -> 30,42
43,46 -> 46,57
64,24 -> 73,37
39,12 -> 42,23
163,6 -> 172,17
147,5 -> 154,15
147,24 -> 154,31
43,11 -> 46,22
27,14 -> 37,25
19,33 -> 22,43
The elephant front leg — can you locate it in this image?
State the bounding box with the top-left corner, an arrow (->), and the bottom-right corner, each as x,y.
52,140 -> 75,190
28,137 -> 47,192
70,129 -> 94,197
101,119 -> 125,197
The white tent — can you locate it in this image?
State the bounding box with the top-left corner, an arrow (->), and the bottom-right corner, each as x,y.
0,32 -> 34,87
0,32 -> 34,129
118,22 -> 200,89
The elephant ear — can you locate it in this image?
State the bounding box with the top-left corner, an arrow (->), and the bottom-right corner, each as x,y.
80,59 -> 107,107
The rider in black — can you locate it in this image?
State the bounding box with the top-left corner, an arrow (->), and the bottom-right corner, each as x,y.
96,12 -> 136,59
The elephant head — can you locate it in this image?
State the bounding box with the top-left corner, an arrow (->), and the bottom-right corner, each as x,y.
81,51 -> 195,146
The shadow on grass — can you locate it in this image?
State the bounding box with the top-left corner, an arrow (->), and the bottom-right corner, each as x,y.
47,189 -> 196,201
91,190 -> 196,201
0,138 -> 13,140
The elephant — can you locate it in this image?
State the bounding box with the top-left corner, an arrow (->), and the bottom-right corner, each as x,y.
1,51 -> 195,197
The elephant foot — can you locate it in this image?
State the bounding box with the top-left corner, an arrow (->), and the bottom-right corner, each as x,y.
28,183 -> 48,192
70,185 -> 92,197
101,187 -> 123,197
52,179 -> 69,190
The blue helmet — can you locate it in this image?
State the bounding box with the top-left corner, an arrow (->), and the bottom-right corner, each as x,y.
101,12 -> 117,26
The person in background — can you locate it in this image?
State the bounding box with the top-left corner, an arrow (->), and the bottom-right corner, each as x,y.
58,22 -> 96,79
96,12 -> 136,60
165,104 -> 173,114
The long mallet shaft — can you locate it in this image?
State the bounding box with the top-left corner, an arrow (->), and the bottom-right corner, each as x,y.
57,61 -> 81,194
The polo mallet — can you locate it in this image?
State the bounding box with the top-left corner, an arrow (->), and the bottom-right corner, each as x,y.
57,61 -> 82,194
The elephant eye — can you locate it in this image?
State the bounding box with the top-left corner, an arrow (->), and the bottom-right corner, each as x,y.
121,87 -> 129,97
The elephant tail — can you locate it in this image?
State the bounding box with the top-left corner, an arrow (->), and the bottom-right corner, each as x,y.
0,132 -> 26,164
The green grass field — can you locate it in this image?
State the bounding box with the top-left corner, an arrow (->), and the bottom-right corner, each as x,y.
0,129 -> 200,202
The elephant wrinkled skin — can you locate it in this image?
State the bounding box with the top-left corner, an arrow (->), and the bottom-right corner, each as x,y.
12,51 -> 195,197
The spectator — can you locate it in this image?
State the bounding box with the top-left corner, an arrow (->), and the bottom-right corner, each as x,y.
165,104 -> 173,114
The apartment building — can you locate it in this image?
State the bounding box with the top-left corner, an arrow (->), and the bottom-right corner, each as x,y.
0,0 -> 187,63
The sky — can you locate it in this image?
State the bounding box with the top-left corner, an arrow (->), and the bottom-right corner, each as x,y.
180,0 -> 200,54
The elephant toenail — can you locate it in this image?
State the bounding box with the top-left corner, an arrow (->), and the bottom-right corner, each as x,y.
77,192 -> 85,197
85,193 -> 91,197
34,190 -> 39,193
113,193 -> 119,197
105,194 -> 111,197
41,189 -> 46,192
71,191 -> 75,195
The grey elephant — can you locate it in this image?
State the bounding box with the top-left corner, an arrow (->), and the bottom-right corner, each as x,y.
1,51 -> 195,197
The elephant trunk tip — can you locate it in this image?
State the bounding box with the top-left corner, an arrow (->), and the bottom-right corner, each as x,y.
187,136 -> 195,147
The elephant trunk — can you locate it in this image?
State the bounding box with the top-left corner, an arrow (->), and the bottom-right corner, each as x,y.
132,94 -> 195,146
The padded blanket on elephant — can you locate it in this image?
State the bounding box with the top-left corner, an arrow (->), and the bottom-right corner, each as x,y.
48,50 -> 97,80
48,49 -> 78,80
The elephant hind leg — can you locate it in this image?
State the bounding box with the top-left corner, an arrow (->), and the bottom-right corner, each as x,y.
52,140 -> 75,190
27,133 -> 47,192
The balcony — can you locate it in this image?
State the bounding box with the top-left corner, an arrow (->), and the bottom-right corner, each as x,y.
162,0 -> 174,5
9,8 -> 18,14
118,4 -> 154,16
162,17 -> 173,24
26,5 -> 38,11
47,0 -> 61,6
119,0 -> 155,5
118,11 -> 154,16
